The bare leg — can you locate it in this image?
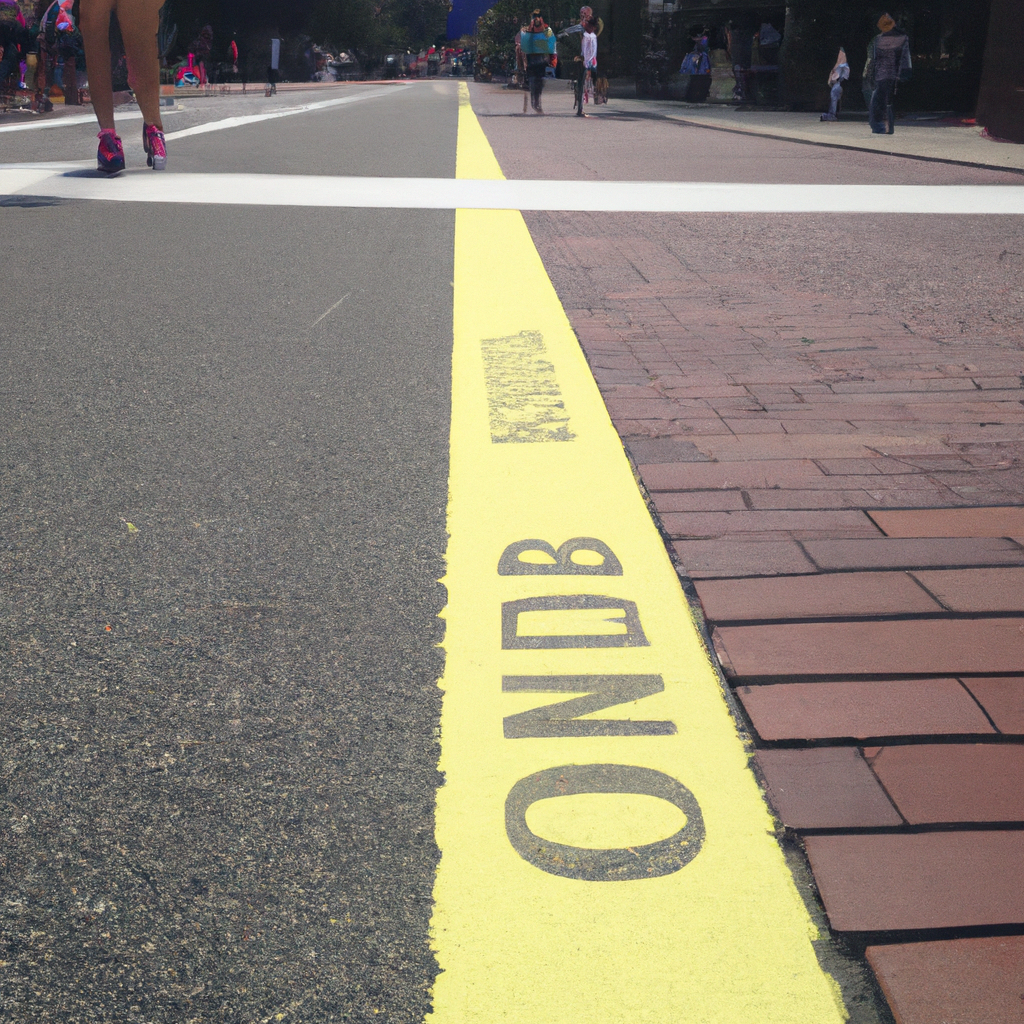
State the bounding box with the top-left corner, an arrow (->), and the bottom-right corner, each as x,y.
116,0 -> 164,129
79,0 -> 117,130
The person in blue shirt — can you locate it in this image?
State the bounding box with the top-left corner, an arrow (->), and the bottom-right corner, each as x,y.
520,9 -> 556,114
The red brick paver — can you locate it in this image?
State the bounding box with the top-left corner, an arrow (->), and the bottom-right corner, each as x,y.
804,832 -> 1024,931
695,573 -> 942,621
911,567 -> 1024,612
866,937 -> 1024,1024
714,618 -> 1024,678
868,744 -> 1024,823
755,748 -> 901,828
800,537 -> 1024,570
963,677 -> 1024,733
868,506 -> 1024,538
738,680 -> 995,740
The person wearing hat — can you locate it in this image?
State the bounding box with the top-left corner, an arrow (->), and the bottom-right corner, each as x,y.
520,9 -> 555,114
863,13 -> 911,134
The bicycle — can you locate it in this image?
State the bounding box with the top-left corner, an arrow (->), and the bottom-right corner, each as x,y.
572,66 -> 591,116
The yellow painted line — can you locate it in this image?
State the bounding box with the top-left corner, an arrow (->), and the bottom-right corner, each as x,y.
428,82 -> 848,1024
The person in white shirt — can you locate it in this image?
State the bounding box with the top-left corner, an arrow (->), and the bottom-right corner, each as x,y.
580,17 -> 597,114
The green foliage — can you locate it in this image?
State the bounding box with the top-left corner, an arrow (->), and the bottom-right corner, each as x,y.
476,0 -> 580,60
311,0 -> 449,60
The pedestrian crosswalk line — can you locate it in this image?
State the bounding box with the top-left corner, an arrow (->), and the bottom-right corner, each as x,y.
2,164 -> 1022,214
428,81 -> 848,1023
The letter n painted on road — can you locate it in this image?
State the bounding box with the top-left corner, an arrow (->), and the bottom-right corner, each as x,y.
502,675 -> 675,737
429,81 -> 848,1024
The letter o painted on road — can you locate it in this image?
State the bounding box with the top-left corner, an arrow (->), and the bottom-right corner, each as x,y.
505,764 -> 705,881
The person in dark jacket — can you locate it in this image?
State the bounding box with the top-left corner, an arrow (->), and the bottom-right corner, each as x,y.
0,19 -> 24,91
864,13 -> 911,135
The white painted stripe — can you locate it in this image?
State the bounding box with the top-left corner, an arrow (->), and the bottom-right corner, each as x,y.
0,110 -> 143,134
163,85 -> 410,141
0,84 -> 404,137
0,165 -> 85,194
2,168 -> 1023,214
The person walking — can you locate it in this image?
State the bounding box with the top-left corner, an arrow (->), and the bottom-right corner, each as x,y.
558,7 -> 602,116
679,27 -> 711,102
864,13 -> 911,135
34,0 -> 77,113
514,25 -> 527,112
520,9 -> 555,115
0,16 -> 24,94
580,15 -> 597,113
820,47 -> 849,121
79,0 -> 166,173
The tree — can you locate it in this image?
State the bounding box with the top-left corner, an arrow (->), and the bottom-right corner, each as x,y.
311,0 -> 449,62
475,0 -> 579,66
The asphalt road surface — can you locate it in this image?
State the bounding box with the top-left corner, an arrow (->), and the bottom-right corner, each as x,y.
2,83 -> 454,1022
2,79 -> 1022,1024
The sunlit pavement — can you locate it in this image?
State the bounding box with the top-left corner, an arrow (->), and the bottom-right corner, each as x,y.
1,79 -> 1022,1023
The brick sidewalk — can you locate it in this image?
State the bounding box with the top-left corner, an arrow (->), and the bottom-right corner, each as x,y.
516,201 -> 1024,1021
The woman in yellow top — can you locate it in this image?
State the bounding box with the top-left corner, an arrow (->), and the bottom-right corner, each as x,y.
80,0 -> 166,173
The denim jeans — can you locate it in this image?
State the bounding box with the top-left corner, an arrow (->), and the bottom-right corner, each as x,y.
828,81 -> 844,116
869,78 -> 896,133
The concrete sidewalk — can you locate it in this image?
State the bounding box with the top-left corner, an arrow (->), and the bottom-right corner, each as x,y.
471,80 -> 1024,1024
590,98 -> 1024,174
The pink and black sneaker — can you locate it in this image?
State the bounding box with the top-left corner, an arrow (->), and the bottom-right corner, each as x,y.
143,123 -> 167,170
97,129 -> 125,174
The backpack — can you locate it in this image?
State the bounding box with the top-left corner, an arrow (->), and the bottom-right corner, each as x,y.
42,1 -> 73,46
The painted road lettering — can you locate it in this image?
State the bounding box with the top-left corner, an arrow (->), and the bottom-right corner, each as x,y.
505,764 -> 705,881
482,330 -> 575,443
428,81 -> 848,1023
502,594 -> 648,649
498,536 -> 623,576
502,674 -> 676,738
499,539 -> 691,877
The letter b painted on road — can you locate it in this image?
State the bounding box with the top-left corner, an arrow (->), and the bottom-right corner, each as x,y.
498,537 -> 623,576
505,764 -> 704,881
